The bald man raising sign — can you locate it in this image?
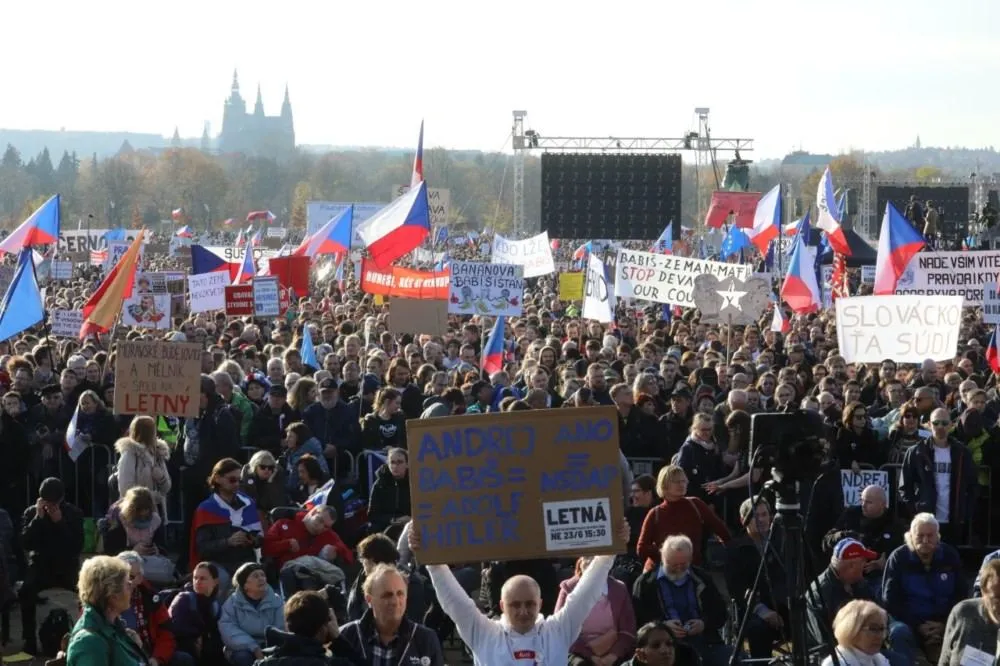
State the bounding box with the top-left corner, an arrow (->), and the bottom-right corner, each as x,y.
410,520 -> 629,666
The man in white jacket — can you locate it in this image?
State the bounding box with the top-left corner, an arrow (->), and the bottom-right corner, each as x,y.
409,521 -> 629,666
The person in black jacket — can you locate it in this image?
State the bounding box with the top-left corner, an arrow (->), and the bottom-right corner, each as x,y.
302,379 -> 361,479
257,591 -> 363,666
19,477 -> 84,655
367,448 -> 411,535
660,386 -> 693,462
360,388 -> 407,451
249,385 -> 299,457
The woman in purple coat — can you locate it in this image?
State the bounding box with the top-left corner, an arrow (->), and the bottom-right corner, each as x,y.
168,562 -> 224,666
555,555 -> 638,666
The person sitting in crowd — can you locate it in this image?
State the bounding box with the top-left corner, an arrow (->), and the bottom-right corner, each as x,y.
249,385 -> 297,456
360,388 -> 408,450
65,555 -> 148,665
281,421 -> 329,495
823,485 -> 904,600
821,599 -> 891,666
189,458 -> 263,597
19,477 -> 84,655
219,562 -> 285,666
168,561 -> 224,666
347,533 -> 428,623
340,564 -> 444,666
256,590 -> 360,666
114,414 -> 172,510
555,555 -> 636,666
294,454 -> 329,504
239,450 -> 288,528
937,557 -> 1000,665
116,550 -> 179,666
367,447 -> 411,536
623,621 -> 688,666
883,512 -> 968,664
632,535 -> 728,666
725,497 -> 786,661
262,504 -> 354,596
636,465 -> 730,571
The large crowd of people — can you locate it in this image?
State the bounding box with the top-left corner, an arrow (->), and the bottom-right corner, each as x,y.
1,228 -> 1000,666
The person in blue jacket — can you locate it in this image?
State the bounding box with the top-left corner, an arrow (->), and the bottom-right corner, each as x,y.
281,422 -> 329,494
883,512 -> 968,664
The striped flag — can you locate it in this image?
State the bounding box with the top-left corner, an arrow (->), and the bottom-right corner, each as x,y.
65,403 -> 87,462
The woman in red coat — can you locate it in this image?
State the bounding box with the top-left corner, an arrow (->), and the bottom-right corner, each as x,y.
636,464 -> 730,572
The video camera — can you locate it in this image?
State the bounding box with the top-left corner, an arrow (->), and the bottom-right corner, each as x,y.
749,410 -> 828,488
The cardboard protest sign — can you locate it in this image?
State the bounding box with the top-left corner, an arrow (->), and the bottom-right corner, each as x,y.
984,282 -> 1000,324
225,284 -> 290,316
613,249 -> 752,306
122,293 -> 171,329
188,272 -> 228,312
408,406 -> 626,565
835,294 -> 962,363
895,250 -> 1000,305
492,232 -> 556,278
447,261 -> 524,316
389,298 -> 449,337
392,185 -> 450,227
360,260 -> 449,300
114,340 -> 202,418
559,273 -> 585,301
841,469 -> 890,506
50,309 -> 84,337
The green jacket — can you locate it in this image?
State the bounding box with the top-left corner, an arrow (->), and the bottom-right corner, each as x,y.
230,389 -> 255,444
67,604 -> 148,666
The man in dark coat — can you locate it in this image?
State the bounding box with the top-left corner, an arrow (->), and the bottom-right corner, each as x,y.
257,591 -> 363,666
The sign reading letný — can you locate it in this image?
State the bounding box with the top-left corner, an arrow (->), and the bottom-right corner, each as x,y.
408,406 -> 625,565
114,341 -> 202,418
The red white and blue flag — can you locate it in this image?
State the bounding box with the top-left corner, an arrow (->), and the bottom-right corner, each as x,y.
988,325 -> 1000,374
246,210 -> 276,223
295,206 -> 353,258
175,225 -> 193,238
356,181 -> 431,269
651,223 -> 673,254
748,185 -> 780,252
411,120 -> 424,188
232,243 -> 256,284
189,493 -> 261,572
874,202 -> 925,295
816,167 -> 851,256
573,241 -> 592,262
0,194 -> 61,255
171,208 -> 184,221
482,315 -> 506,375
770,306 -> 791,334
780,233 -> 821,314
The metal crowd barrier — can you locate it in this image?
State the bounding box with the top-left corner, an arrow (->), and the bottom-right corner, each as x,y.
24,443 -> 115,518
626,456 -> 664,479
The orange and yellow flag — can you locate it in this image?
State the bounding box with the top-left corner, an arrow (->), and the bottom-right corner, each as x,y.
80,229 -> 145,339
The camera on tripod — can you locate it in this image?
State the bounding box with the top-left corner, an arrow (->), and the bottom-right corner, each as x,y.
749,410 -> 829,492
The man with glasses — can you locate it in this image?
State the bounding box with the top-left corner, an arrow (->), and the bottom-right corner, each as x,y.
899,407 -> 977,544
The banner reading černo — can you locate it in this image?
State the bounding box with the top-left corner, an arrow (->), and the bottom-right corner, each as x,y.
359,259 -> 449,300
407,406 -> 626,565
491,231 -> 556,278
895,250 -> 1000,305
613,249 -> 753,306
835,294 -> 962,363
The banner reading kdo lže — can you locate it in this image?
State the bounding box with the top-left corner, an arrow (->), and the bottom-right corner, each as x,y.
407,406 -> 625,565
491,232 -> 556,278
894,250 -> 1000,305
613,249 -> 753,306
448,261 -> 524,316
841,469 -> 890,506
835,294 -> 962,363
114,341 -> 202,418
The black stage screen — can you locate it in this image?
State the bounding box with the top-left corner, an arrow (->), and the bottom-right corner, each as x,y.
541,153 -> 682,240
876,185 -> 970,241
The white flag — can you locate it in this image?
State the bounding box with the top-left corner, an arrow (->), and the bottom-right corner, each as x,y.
582,255 -> 614,323
64,404 -> 87,462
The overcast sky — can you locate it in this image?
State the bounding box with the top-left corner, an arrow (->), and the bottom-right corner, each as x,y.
4,0 -> 997,159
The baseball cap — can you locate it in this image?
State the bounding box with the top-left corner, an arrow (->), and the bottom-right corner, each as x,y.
268,385 -> 288,398
833,538 -> 877,561
318,378 -> 337,391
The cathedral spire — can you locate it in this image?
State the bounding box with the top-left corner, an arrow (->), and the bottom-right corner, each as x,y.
231,69 -> 240,94
171,127 -> 181,148
281,84 -> 292,118
254,84 -> 265,115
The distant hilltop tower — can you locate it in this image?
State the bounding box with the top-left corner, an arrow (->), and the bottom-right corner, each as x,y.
914,135 -> 922,149
219,69 -> 295,158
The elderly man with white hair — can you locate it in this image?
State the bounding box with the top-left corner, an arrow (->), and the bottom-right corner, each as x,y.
632,535 -> 729,666
883,513 -> 968,664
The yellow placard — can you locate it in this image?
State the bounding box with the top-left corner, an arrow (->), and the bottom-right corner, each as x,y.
558,273 -> 585,301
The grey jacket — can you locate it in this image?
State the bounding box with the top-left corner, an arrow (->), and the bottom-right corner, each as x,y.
938,599 -> 999,666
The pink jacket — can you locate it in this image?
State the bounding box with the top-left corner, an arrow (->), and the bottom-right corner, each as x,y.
555,574 -> 636,661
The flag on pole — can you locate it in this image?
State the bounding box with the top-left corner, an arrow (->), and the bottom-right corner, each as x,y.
65,403 -> 88,462
294,207 -> 353,258
816,167 -> 851,255
748,185 -> 780,252
171,208 -> 184,221
0,194 -> 61,255
770,306 -> 791,333
246,210 -> 276,223
356,182 -> 431,269
988,325 -> 1000,374
300,327 -> 318,369
80,229 -> 145,338
175,225 -> 193,238
0,248 -> 44,341
411,120 -> 424,188
232,243 -> 255,284
780,233 -> 821,314
482,316 -> 505,375
651,223 -> 673,254
720,226 -> 750,258
573,241 -> 592,262
874,202 -> 926,295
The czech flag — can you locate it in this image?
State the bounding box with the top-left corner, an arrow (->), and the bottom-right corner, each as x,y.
246,210 -> 276,223
816,167 -> 851,256
411,120 -> 424,188
482,315 -> 505,375
171,208 -> 184,221
0,194 -> 61,255
874,202 -> 925,295
770,305 -> 791,333
175,225 -> 193,238
188,493 -> 261,574
988,325 -> 1000,374
0,248 -> 44,341
780,233 -> 821,314
80,230 -> 145,338
250,229 -> 263,248
573,241 -> 592,261
748,185 -> 780,253
356,181 -> 431,269
222,217 -> 234,226
232,243 -> 256,284
295,206 -> 353,258
651,223 -> 673,254
191,245 -> 236,277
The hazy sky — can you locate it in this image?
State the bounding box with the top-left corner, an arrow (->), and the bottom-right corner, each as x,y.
5,0 -> 997,159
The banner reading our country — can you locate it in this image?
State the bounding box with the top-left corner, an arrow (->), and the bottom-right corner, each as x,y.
895,250 -> 1000,305
613,249 -> 753,306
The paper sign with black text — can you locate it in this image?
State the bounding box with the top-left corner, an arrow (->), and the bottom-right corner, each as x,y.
835,294 -> 962,363
558,273 -> 584,301
114,341 -> 202,418
188,272 -> 229,312
841,469 -> 890,506
491,232 -> 556,278
253,276 -> 281,317
985,282 -> 1000,324
583,255 -> 614,323
50,309 -> 84,337
447,261 -> 524,316
894,250 -> 1000,305
861,265 -> 876,284
613,249 -> 752,306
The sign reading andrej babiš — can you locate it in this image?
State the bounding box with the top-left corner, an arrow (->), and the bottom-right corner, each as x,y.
406,407 -> 627,565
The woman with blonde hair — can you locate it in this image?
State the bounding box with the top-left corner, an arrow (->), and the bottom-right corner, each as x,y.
114,415 -> 172,507
821,599 -> 890,665
65,556 -> 147,665
239,450 -> 288,526
635,464 -> 730,572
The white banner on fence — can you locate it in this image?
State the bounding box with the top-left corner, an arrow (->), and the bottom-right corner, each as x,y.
613,249 -> 753,306
188,272 -> 229,313
447,261 -> 524,316
491,232 -> 556,278
583,255 -> 614,323
841,469 -> 890,506
122,293 -> 171,329
50,309 -> 83,337
835,294 -> 962,363
894,250 -> 1000,305
861,265 -> 876,283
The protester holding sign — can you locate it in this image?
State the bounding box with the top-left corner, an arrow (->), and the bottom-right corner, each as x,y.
410,520 -> 629,666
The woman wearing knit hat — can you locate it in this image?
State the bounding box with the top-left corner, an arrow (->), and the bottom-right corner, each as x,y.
219,562 -> 284,666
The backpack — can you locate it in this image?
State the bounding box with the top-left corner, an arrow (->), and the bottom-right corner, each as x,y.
38,608 -> 72,657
